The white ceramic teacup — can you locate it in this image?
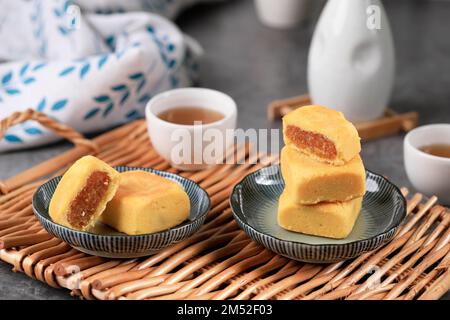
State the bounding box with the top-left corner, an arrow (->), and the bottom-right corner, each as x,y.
145,88 -> 237,171
404,124 -> 450,204
254,0 -> 310,29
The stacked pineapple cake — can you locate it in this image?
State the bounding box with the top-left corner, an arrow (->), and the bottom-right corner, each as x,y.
278,105 -> 366,239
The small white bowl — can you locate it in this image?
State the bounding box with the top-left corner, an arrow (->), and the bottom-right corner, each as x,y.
404,124 -> 450,204
254,0 -> 309,29
145,88 -> 237,171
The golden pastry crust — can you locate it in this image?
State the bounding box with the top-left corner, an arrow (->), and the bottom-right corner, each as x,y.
280,146 -> 366,205
49,156 -> 120,231
101,171 -> 190,235
277,191 -> 363,239
282,105 -> 361,165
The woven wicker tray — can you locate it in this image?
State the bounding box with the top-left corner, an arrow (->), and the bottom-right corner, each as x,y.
0,109 -> 449,300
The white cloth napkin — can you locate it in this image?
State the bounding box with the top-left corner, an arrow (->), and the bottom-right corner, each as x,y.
0,0 -> 204,151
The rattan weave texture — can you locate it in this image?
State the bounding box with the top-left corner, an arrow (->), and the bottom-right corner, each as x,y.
0,111 -> 449,300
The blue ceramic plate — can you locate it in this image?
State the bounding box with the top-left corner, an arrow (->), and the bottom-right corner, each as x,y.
230,165 -> 406,263
33,166 -> 210,258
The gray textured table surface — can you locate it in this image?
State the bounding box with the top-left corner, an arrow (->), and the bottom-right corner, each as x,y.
0,0 -> 449,300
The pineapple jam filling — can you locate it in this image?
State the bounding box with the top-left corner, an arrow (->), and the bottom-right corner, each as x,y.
67,171 -> 110,229
286,125 -> 337,160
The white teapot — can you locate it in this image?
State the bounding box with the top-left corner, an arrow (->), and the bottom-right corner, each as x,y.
308,0 -> 395,122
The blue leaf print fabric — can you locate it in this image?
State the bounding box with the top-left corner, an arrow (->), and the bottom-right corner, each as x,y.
0,0 -> 203,151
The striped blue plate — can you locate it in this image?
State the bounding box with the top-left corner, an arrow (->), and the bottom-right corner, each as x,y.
230,165 -> 406,263
33,166 -> 210,258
